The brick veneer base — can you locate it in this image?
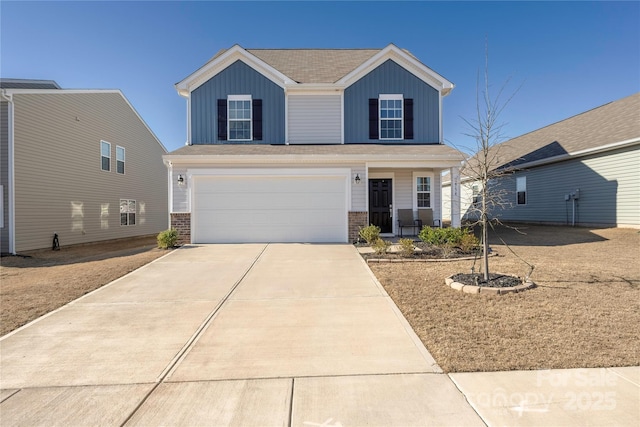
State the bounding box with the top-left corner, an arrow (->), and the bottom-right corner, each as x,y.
348,211 -> 369,243
170,213 -> 191,245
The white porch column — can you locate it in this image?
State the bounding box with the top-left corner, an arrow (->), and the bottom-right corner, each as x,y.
450,167 -> 461,228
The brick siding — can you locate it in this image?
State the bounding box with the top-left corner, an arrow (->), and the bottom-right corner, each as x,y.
170,213 -> 191,245
348,211 -> 369,243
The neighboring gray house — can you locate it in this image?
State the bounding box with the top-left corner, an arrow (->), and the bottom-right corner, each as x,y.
164,44 -> 464,244
1,79 -> 169,254
442,92 -> 640,228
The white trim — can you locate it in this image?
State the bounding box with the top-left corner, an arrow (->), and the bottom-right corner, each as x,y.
6,92 -> 15,253
516,176 -> 527,205
412,172 -> 435,210
337,44 -> 454,95
227,95 -> 253,141
116,145 -> 125,175
340,92 -> 345,144
101,140 -> 111,172
175,45 -> 295,96
439,92 -> 443,143
368,172 -> 396,235
379,94 -> 404,140
186,93 -> 192,145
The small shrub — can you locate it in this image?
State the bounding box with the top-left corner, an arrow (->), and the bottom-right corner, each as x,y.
459,231 -> 480,253
371,238 -> 392,255
157,228 -> 179,249
398,238 -> 415,258
359,224 -> 381,244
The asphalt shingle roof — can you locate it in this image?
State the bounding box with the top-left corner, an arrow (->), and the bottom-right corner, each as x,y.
0,79 -> 61,89
166,143 -> 463,159
475,92 -> 640,171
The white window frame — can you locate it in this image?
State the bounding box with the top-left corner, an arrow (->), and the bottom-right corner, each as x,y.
516,176 -> 527,205
100,140 -> 111,172
227,95 -> 252,141
116,146 -> 125,175
379,94 -> 403,140
412,172 -> 434,210
120,199 -> 136,226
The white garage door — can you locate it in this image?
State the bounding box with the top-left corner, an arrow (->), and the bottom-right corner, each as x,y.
192,174 -> 348,243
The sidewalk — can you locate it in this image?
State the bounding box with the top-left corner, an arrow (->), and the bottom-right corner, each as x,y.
1,244 -> 637,426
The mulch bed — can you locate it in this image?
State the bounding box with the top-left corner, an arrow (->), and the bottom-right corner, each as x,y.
451,272 -> 522,288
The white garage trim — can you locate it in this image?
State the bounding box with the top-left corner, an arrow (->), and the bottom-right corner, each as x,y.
189,168 -> 351,243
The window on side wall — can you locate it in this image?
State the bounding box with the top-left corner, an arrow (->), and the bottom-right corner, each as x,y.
101,141 -> 111,171
416,176 -> 432,208
379,94 -> 403,140
228,95 -> 252,141
120,199 -> 136,226
116,146 -> 125,174
516,176 -> 527,205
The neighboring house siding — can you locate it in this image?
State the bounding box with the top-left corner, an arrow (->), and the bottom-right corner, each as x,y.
344,59 -> 440,144
0,101 -> 8,253
12,92 -> 168,252
488,145 -> 639,226
191,60 -> 285,144
287,95 -> 341,144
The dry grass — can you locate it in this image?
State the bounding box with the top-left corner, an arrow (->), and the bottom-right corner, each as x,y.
370,225 -> 640,373
0,236 -> 171,336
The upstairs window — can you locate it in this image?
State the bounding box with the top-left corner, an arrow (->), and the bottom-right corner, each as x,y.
120,199 -> 136,226
369,96 -> 413,140
217,96 -> 262,142
379,94 -> 403,140
116,146 -> 125,174
416,175 -> 432,208
516,176 -> 527,205
101,141 -> 111,171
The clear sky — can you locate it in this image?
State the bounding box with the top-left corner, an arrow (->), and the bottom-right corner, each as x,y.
2,1 -> 638,154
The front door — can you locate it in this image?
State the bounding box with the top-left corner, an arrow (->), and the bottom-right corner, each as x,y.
369,179 -> 392,233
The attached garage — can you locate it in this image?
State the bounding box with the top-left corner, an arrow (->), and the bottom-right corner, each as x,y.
191,170 -> 349,243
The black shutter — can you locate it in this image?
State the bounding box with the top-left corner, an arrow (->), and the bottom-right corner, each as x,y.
369,98 -> 379,140
252,99 -> 262,141
404,98 -> 414,140
217,99 -> 227,141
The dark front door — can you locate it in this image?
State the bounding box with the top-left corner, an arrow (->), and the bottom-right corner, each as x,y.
369,179 -> 392,233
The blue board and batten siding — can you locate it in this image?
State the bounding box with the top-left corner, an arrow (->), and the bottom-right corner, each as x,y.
190,60 -> 285,144
344,59 -> 440,144
486,145 -> 640,226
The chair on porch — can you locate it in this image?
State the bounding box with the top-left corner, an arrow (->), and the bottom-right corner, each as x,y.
417,208 -> 441,229
397,209 -> 419,237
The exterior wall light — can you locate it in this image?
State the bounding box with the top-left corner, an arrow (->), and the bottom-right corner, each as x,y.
177,174 -> 185,185
354,174 -> 361,184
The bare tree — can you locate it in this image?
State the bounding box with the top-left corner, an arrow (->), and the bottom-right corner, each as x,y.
460,43 -> 520,281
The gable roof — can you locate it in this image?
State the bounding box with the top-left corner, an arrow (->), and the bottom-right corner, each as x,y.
465,92 -> 640,174
176,44 -> 454,96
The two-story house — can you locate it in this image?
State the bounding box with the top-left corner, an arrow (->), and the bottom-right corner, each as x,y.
1,79 -> 168,254
163,44 -> 464,244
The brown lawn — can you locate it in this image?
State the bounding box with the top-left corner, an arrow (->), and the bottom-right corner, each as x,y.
370,225 -> 640,372
0,236 -> 171,336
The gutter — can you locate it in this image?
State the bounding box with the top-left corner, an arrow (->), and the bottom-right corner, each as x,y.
1,90 -> 16,254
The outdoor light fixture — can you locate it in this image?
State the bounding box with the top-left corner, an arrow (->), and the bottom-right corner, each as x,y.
177,174 -> 184,185
354,174 -> 361,184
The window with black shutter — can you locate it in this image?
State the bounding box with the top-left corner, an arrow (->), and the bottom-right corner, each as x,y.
217,99 -> 227,140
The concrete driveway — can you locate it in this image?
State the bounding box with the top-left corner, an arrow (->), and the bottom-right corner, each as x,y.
1,244 -> 483,426
4,244 -> 636,426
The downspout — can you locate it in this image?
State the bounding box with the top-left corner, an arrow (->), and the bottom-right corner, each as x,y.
1,90 -> 16,254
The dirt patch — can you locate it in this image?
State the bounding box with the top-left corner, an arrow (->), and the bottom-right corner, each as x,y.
0,236 -> 172,336
370,225 -> 640,373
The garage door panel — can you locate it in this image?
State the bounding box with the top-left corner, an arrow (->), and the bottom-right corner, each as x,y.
193,174 -> 348,243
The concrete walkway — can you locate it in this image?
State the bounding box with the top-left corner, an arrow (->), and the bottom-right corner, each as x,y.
1,244 -> 638,426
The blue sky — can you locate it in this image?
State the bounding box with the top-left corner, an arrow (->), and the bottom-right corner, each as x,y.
2,1 -> 638,154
